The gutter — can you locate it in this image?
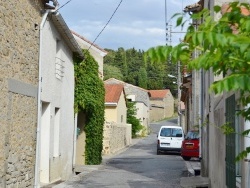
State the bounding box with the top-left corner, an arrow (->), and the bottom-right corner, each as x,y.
34,1 -> 59,187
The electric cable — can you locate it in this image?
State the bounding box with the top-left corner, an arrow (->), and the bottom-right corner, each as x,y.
87,0 -> 124,51
57,0 -> 73,12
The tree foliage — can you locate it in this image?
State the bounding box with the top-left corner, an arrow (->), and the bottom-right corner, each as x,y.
145,2 -> 250,161
103,64 -> 124,80
74,49 -> 105,165
127,101 -> 143,138
104,48 -> 177,91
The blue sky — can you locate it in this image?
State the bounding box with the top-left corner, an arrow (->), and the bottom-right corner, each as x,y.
59,0 -> 197,51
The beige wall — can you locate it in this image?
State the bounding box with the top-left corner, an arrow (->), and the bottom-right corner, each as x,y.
116,91 -> 127,124
150,94 -> 174,122
0,1 -> 43,187
105,91 -> 127,124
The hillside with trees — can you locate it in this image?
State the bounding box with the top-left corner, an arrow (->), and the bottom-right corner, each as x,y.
103,47 -> 178,96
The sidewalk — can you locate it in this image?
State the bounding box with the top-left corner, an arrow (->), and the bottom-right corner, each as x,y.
184,158 -> 201,176
181,159 -> 210,188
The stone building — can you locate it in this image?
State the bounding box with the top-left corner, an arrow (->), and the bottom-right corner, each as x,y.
0,0 -> 83,187
148,89 -> 174,122
0,1 -> 43,187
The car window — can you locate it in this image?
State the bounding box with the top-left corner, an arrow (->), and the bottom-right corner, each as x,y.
160,128 -> 182,137
172,128 -> 183,137
185,131 -> 199,139
160,128 -> 171,137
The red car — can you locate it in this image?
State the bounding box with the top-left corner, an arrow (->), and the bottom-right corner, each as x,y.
181,130 -> 199,161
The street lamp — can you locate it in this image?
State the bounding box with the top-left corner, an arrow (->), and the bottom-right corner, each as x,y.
168,73 -> 181,127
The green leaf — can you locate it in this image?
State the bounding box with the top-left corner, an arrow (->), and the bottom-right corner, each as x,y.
176,16 -> 183,27
245,20 -> 250,32
214,5 -> 221,13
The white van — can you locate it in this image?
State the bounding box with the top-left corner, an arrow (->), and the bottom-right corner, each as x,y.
157,125 -> 184,155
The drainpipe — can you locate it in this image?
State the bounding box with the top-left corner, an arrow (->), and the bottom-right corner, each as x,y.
34,1 -> 59,187
199,69 -> 204,160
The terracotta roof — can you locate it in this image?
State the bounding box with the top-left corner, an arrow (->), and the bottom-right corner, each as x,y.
148,90 -> 170,99
71,30 -> 107,54
105,84 -> 124,103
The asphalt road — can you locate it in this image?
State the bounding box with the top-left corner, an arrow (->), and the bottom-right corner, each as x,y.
56,119 -> 189,188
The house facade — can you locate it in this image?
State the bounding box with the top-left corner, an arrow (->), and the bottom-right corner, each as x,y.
0,0 -> 84,187
148,90 -> 174,122
104,78 -> 151,132
0,1 -> 43,187
104,84 -> 127,124
183,0 -> 250,187
38,5 -> 83,186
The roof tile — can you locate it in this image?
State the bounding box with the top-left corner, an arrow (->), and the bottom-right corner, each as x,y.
105,84 -> 124,103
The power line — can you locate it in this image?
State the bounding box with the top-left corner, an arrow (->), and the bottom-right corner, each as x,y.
88,0 -> 124,51
57,0 -> 73,11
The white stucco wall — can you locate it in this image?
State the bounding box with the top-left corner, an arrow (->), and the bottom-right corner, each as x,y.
40,18 -> 75,183
135,102 -> 149,128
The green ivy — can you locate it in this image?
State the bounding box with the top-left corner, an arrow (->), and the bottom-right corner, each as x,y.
74,49 -> 105,165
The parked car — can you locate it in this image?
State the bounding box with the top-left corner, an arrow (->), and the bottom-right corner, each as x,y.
181,130 -> 199,161
157,125 -> 184,155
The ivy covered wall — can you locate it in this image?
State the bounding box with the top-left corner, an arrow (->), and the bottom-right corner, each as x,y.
74,49 -> 105,165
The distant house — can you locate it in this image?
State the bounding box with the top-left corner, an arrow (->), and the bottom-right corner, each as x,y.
104,78 -> 151,131
102,83 -> 131,155
72,30 -> 107,79
148,89 -> 174,122
104,84 -> 127,124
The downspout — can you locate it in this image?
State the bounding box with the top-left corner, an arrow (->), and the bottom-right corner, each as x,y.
34,1 -> 59,187
199,69 -> 204,160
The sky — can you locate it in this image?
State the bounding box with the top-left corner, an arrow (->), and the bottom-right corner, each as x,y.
59,0 -> 197,51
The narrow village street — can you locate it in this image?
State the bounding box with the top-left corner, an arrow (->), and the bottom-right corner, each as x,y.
52,119 -> 200,188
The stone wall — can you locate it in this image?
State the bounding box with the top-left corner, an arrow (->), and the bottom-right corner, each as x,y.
0,1 -> 43,187
102,122 -> 132,155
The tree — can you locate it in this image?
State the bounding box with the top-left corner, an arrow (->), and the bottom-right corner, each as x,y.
146,2 -> 250,160
103,64 -> 124,81
127,101 -> 143,138
138,67 -> 148,89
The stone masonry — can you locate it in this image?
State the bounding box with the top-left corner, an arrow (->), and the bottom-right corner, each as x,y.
103,122 -> 132,155
0,1 -> 43,187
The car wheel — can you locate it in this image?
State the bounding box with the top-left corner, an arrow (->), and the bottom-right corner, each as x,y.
182,156 -> 191,161
157,150 -> 160,155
